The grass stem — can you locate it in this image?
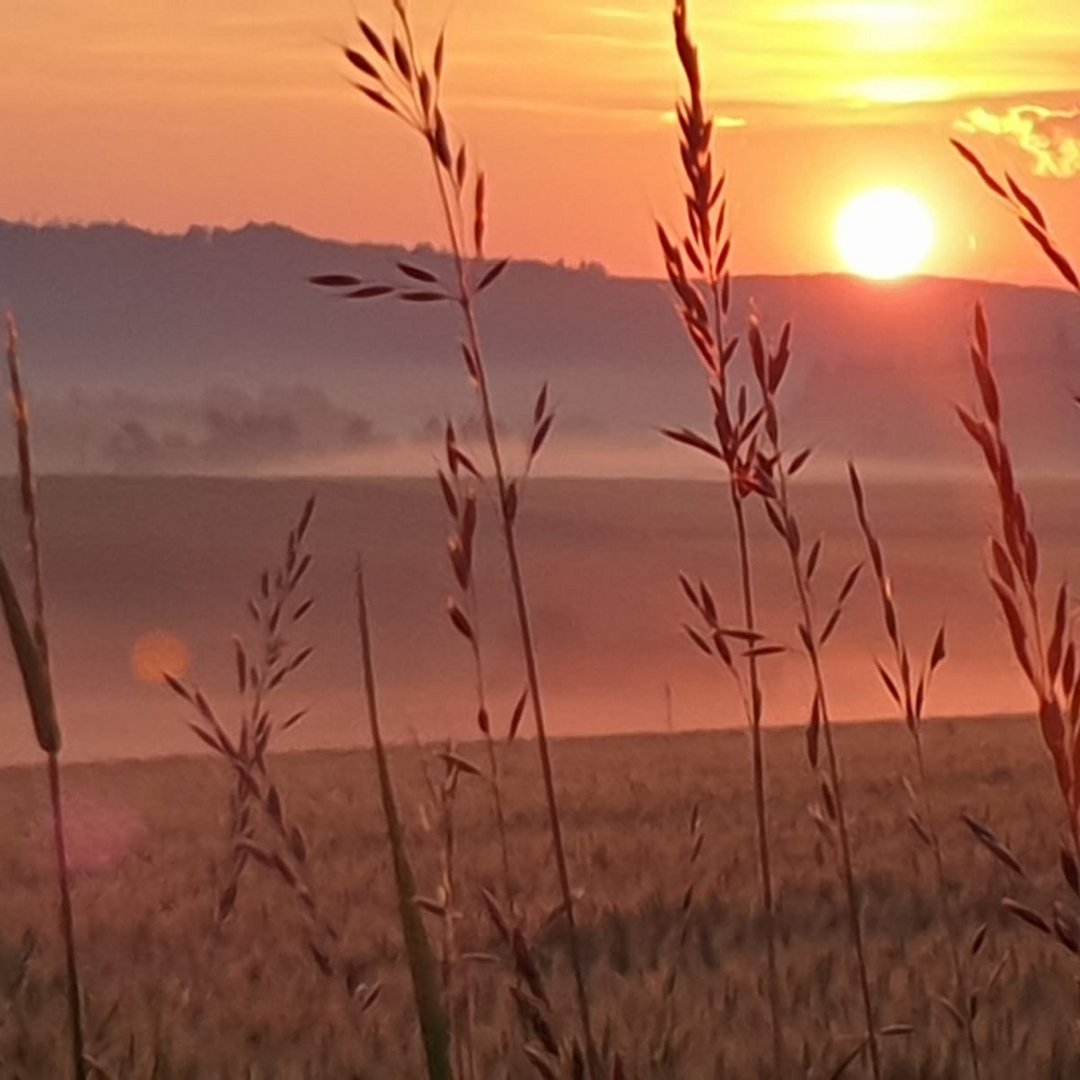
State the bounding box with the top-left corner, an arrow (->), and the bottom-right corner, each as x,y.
356,561 -> 451,1080
3,313 -> 86,1080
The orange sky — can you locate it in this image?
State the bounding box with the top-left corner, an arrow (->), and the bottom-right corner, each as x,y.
2,1 -> 1078,283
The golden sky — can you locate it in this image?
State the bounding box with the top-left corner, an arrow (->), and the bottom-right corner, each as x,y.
2,1 -> 1078,282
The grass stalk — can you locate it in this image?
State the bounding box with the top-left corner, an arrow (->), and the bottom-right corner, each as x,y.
481,444 -> 597,1070
791,556 -> 880,1078
439,436 -> 516,911
415,112 -> 598,1069
47,754 -> 86,1080
421,747 -> 468,1079
731,492 -> 784,1072
793,559 -> 880,1079
1,313 -> 86,1080
957,305 -> 1079,846
952,141 -> 1080,964
317,12 -> 598,1071
746,318 -> 881,1078
356,561 -> 451,1080
850,464 -> 980,1079
657,3 -> 784,1070
952,140 -> 1080,297
165,503 -> 390,1025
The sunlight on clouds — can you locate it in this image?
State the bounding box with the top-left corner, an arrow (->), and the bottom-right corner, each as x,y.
540,30 -> 665,52
852,76 -> 958,105
807,2 -> 937,22
587,6 -> 654,22
1,0 -> 1078,280
679,0 -> 1080,114
774,1 -> 970,51
955,105 -> 1080,179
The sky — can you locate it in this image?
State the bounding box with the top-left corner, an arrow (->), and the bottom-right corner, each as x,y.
1,0 -> 1079,283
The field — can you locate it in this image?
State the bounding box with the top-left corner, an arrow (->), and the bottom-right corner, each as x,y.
2,717 -> 1077,1077
1,474 -> 1077,766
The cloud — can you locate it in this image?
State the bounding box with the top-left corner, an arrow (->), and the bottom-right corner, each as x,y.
955,104 -> 1080,179
586,6 -> 653,22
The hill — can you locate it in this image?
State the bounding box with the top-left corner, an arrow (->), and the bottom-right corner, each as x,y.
1,218 -> 1078,475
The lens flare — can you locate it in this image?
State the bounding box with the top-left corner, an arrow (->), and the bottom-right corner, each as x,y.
131,631 -> 191,684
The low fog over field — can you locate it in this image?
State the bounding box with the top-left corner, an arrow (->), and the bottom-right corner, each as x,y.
0,474 -> 1073,765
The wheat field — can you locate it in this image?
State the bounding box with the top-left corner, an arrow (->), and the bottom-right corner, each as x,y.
0,717 -> 1076,1077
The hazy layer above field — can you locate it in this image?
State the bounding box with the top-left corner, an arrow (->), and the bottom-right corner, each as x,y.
0,475 -> 1072,766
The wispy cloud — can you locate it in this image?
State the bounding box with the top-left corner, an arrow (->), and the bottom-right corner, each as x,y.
955,104 -> 1080,178
586,6 -> 655,22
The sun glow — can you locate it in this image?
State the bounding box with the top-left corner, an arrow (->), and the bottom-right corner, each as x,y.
851,76 -> 956,104
834,188 -> 936,280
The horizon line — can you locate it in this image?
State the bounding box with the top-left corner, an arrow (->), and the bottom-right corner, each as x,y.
2,215 -> 1074,295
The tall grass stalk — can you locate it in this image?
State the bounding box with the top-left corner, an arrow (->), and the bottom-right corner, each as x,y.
356,561 -> 451,1079
162,500 -> 382,1015
746,318 -> 882,1078
316,8 -> 597,1070
656,2 -> 784,1070
439,428 -> 516,912
1,313 -> 86,1080
958,306 -> 1080,845
950,137 -> 1080,967
849,464 -> 980,1079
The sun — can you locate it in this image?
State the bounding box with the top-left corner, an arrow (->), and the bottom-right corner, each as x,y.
834,188 -> 936,280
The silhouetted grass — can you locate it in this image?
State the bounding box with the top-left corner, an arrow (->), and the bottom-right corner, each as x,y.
850,463 -> 982,1079
747,314 -> 892,1078
313,4 -> 599,1073
656,3 -> 785,1071
0,313 -> 86,1080
357,561 -> 452,1079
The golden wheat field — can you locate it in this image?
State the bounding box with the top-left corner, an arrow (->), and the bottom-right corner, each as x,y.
1,717 -> 1077,1078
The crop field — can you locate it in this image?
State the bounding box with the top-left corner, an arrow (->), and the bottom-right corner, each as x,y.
1,718 -> 1077,1077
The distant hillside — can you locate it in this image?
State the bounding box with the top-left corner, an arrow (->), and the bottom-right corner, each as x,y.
1,218 -> 1078,476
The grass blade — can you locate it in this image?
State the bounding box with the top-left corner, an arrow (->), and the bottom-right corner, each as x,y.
355,560 -> 451,1080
